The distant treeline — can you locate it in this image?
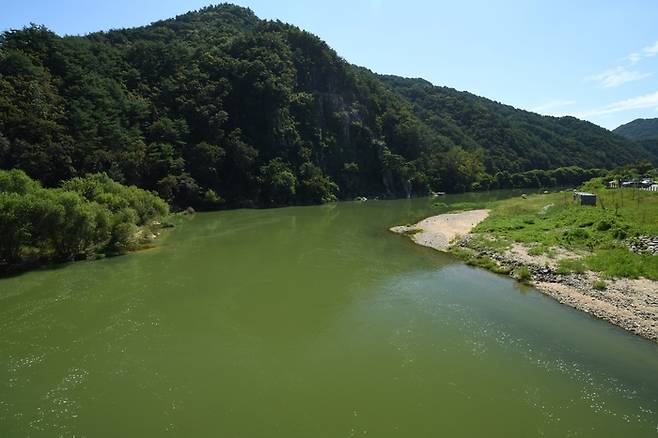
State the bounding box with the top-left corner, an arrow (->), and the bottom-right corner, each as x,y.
1,5 -> 656,210
0,169 -> 168,267
0,161 -> 651,271
474,166 -> 608,191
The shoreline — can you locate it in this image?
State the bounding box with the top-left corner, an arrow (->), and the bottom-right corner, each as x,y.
390,209 -> 491,251
455,237 -> 658,341
392,210 -> 658,342
0,219 -> 175,279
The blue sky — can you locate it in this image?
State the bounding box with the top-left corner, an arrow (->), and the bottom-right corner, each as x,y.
2,0 -> 658,129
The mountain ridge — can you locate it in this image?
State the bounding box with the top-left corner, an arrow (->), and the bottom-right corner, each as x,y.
614,118 -> 658,141
0,3 -> 655,208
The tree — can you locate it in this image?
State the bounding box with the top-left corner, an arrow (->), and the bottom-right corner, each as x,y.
298,162 -> 338,204
440,147 -> 484,192
259,158 -> 297,206
0,7 -> 653,211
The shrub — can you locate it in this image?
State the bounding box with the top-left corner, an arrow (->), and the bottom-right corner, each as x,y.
63,173 -> 168,223
514,266 -> 532,282
0,169 -> 168,265
593,280 -> 607,290
0,168 -> 42,194
611,227 -> 627,240
562,228 -> 590,243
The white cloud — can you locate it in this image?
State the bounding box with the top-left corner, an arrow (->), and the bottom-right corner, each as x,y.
577,91 -> 658,117
642,41 -> 658,58
588,66 -> 650,88
625,40 -> 658,63
531,100 -> 575,115
627,52 -> 642,64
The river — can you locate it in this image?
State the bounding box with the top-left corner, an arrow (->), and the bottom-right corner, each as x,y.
1,193 -> 657,437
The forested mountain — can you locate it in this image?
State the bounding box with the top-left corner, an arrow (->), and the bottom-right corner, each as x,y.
381,76 -> 649,172
614,118 -> 658,141
1,4 -> 655,209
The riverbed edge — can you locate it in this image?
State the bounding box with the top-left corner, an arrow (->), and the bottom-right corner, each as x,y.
391,211 -> 658,343
451,237 -> 658,342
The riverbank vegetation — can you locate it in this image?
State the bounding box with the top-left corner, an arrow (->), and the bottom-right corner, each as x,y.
0,169 -> 168,270
1,5 -> 656,211
456,167 -> 658,280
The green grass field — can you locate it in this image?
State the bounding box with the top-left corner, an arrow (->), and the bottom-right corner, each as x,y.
468,185 -> 658,280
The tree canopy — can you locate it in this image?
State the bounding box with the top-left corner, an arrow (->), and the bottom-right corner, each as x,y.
613,118 -> 658,141
0,169 -> 168,266
1,4 -> 655,209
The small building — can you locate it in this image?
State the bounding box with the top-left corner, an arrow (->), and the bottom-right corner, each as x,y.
607,180 -> 619,189
573,191 -> 596,206
623,178 -> 656,189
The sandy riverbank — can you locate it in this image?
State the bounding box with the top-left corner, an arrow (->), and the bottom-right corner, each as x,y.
391,211 -> 658,342
390,209 -> 490,251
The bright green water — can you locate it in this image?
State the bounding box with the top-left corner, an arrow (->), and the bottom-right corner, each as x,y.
1,194 -> 657,437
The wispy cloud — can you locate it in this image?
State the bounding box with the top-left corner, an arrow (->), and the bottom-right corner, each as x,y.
595,40 -> 657,89
531,100 -> 575,115
577,91 -> 658,118
627,40 -> 658,63
588,66 -> 650,88
642,41 -> 658,57
627,52 -> 642,64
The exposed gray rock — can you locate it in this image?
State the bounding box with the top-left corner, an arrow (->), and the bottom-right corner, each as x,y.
628,236 -> 658,255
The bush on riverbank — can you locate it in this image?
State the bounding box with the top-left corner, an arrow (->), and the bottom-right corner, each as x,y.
0,169 -> 168,267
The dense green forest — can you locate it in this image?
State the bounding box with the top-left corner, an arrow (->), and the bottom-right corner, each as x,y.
0,169 -> 168,267
1,4 -> 656,210
614,118 -> 658,140
614,119 -> 658,160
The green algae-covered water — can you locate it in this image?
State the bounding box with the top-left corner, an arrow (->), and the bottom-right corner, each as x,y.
1,194 -> 657,437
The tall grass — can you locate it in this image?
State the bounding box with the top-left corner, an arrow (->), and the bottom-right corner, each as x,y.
586,249 -> 658,280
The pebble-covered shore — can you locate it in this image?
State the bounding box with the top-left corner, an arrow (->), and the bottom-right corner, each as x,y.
455,236 -> 658,341
392,211 -> 658,342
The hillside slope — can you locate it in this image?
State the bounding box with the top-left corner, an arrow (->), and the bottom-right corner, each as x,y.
614,118 -> 658,140
381,76 -> 649,172
0,4 -> 655,208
